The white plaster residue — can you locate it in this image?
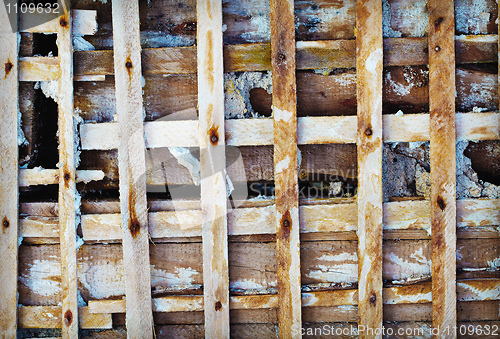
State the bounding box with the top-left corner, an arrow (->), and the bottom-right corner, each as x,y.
18,110 -> 27,146
457,281 -> 500,300
150,266 -> 198,286
487,257 -> 500,270
79,262 -> 125,299
308,252 -> 358,283
456,0 -> 491,34
73,36 -> 95,51
34,80 -> 59,103
240,15 -> 271,42
275,156 -> 290,174
365,48 -> 382,76
224,71 -> 272,119
168,147 -> 201,185
386,248 -> 431,281
19,259 -> 61,297
386,71 -> 412,96
230,279 -> 274,290
393,289 -> 432,304
273,106 -> 293,122
295,2 -> 354,39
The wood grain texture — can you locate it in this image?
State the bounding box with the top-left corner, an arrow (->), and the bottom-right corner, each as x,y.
18,306 -> 111,329
19,9 -> 96,35
56,2 -> 79,337
270,0 -> 302,337
19,169 -> 104,187
0,7 -> 19,338
428,1 -> 457,335
196,0 -> 230,337
17,198 -> 500,241
86,279 -> 500,313
111,0 -> 153,337
80,112 -> 500,151
16,238 -> 499,306
71,36 -> 498,77
356,0 -> 384,336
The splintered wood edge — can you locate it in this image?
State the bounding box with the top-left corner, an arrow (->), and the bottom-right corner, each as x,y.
56,1 -> 79,337
21,198 -> 500,241
0,10 -> 19,337
19,169 -> 104,187
111,0 -> 154,337
356,0 -> 384,335
270,0 -> 302,336
428,0 -> 457,333
86,279 -> 500,314
196,0 -> 230,336
80,112 -> 500,151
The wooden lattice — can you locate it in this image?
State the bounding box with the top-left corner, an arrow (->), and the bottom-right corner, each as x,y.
1,0 -> 500,338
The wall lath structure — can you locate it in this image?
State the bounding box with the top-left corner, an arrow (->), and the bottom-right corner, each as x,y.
1,0 -> 500,337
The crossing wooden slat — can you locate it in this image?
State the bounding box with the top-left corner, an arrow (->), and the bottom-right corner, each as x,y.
56,2 -> 79,337
356,0 -> 384,336
428,0 -> 457,336
270,0 -> 302,337
111,0 -> 154,337
196,0 -> 230,337
0,6 -> 19,338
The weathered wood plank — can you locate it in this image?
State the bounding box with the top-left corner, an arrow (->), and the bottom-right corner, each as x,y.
428,0 -> 457,335
356,0 -> 384,336
19,169 -> 104,187
270,0 -> 302,336
111,0 -> 153,337
196,0 -> 230,337
16,239 -> 499,306
71,36 -> 498,77
80,112 -> 500,151
0,7 -> 19,337
87,280 -> 500,314
17,198 -> 499,241
56,2 -> 78,337
18,306 -> 112,329
19,9 -> 97,35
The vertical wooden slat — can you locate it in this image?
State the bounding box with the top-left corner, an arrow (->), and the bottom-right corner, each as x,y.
57,1 -> 78,337
428,1 -> 457,336
112,1 -> 154,337
0,7 -> 19,338
356,0 -> 384,337
197,0 -> 230,337
270,0 -> 302,337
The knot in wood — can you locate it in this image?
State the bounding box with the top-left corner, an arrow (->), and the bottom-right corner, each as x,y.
2,217 -> 9,228
4,61 -> 13,76
125,61 -> 133,69
64,310 -> 73,326
59,17 -> 68,27
364,127 -> 372,136
214,301 -> 222,311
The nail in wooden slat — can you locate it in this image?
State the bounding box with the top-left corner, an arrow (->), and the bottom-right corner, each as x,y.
356,0 -> 384,336
56,1 -> 79,337
111,0 -> 154,337
270,0 -> 302,337
196,0 -> 230,337
0,7 -> 19,338
428,1 -> 457,336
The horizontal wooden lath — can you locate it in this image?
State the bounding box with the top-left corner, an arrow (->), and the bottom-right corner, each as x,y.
18,35 -> 497,82
87,279 -> 500,313
18,199 -> 500,241
80,112 -> 500,151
